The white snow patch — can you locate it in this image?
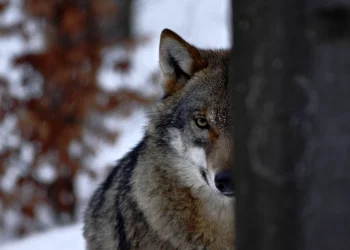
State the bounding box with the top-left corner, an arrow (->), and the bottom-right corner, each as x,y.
0,0 -> 24,26
35,204 -> 55,228
0,114 -> 20,152
35,163 -> 57,184
20,142 -> 34,165
0,166 -> 21,193
0,224 -> 85,250
75,171 -> 98,202
88,108 -> 148,170
68,140 -> 83,159
2,209 -> 22,235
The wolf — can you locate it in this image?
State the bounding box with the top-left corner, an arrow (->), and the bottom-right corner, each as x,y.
83,28 -> 234,250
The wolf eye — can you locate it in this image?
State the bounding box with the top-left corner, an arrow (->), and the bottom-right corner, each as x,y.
195,118 -> 209,129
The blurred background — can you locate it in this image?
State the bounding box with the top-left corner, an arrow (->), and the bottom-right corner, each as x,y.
0,0 -> 230,248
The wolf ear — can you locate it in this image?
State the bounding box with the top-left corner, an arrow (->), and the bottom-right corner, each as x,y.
159,29 -> 207,97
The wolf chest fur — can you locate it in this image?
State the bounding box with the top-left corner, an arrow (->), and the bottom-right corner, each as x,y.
83,28 -> 234,250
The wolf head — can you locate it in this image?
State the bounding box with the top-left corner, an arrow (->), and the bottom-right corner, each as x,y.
147,29 -> 233,199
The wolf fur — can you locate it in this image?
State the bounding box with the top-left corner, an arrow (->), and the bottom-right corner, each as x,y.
83,28 -> 234,250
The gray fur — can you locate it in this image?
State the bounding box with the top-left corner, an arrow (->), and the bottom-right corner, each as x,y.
84,29 -> 234,250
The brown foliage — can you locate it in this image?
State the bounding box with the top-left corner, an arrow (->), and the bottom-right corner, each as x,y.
0,0 -> 157,240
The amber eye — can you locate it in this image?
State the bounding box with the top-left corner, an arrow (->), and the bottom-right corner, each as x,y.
195,118 -> 209,129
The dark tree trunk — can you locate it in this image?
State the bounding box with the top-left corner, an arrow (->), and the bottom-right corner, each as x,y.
231,0 -> 350,250
91,0 -> 133,42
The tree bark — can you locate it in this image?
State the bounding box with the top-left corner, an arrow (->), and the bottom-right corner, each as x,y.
231,1 -> 350,250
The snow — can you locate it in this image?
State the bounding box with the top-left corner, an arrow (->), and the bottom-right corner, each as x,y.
0,114 -> 20,152
0,0 -> 24,26
0,224 -> 85,250
75,172 -> 96,202
1,0 -> 231,248
0,0 -> 44,100
34,162 -> 57,184
0,164 -> 21,193
20,142 -> 34,165
88,108 -> 148,170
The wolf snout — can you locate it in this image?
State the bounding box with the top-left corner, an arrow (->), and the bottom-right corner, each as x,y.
214,171 -> 234,197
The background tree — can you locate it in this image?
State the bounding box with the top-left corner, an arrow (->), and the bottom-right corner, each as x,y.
231,0 -> 350,249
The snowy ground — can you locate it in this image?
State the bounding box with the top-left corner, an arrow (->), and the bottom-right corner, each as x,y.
1,0 -> 231,248
1,224 -> 85,250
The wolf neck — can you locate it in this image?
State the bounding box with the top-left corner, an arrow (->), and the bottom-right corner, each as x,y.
132,132 -> 234,249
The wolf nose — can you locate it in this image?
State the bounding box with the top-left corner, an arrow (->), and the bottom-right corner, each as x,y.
214,171 -> 234,197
